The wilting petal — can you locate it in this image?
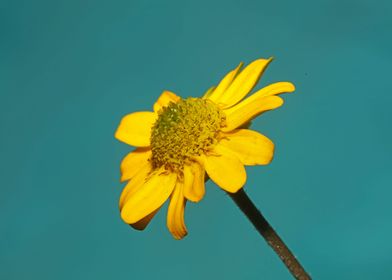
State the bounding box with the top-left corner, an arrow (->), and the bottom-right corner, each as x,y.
167,181 -> 188,239
153,90 -> 181,113
223,96 -> 284,132
219,129 -> 274,165
183,162 -> 205,202
206,62 -> 243,103
211,58 -> 273,109
119,162 -> 152,210
120,147 -> 151,182
115,111 -> 156,147
121,169 -> 177,224
203,146 -> 246,193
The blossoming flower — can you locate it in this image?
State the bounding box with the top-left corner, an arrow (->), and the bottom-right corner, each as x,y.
115,57 -> 295,239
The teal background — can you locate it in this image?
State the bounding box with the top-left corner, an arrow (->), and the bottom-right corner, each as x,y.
1,0 -> 391,279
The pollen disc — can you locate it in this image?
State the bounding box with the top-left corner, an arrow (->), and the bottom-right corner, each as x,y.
150,97 -> 225,171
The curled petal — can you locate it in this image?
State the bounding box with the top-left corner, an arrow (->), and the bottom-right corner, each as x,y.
115,111 -> 156,147
203,146 -> 246,193
167,181 -> 188,239
120,147 -> 151,182
121,169 -> 177,224
153,90 -> 181,113
219,129 -> 274,165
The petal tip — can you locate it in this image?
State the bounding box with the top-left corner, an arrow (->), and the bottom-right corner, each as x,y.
289,83 -> 296,92
120,208 -> 135,224
114,111 -> 156,147
172,231 -> 188,240
129,223 -> 147,231
255,56 -> 273,66
285,82 -> 296,93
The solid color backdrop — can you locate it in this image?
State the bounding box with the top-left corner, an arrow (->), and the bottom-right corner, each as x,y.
1,0 -> 391,279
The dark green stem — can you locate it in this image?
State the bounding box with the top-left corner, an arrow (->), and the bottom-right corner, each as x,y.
229,188 -> 311,280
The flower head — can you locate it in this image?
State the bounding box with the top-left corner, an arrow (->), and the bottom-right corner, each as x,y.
115,58 -> 295,239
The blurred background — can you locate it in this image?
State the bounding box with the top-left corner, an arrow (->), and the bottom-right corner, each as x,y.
1,0 -> 391,279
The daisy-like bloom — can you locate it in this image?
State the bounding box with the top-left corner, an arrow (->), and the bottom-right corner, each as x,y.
115,57 -> 295,239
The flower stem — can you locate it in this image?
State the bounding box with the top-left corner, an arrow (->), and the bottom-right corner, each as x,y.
229,188 -> 311,280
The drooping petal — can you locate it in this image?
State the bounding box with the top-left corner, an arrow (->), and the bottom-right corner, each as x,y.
120,147 -> 151,182
115,111 -> 156,147
129,208 -> 160,231
121,169 -> 177,224
119,162 -> 152,210
210,58 -> 273,108
183,162 -> 205,202
223,95 -> 284,132
153,90 -> 181,113
167,181 -> 188,239
203,146 -> 246,193
219,129 -> 274,165
206,62 -> 243,103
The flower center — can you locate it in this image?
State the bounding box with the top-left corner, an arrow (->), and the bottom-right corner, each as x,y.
150,97 -> 225,171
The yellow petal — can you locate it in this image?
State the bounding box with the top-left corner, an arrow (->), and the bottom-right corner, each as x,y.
119,162 -> 152,210
121,169 -> 177,224
222,81 -> 295,132
183,162 -> 205,202
250,81 -> 295,99
167,181 -> 188,239
206,62 -> 243,103
115,111 -> 156,147
211,58 -> 273,108
203,146 -> 246,193
223,95 -> 284,132
129,208 -> 160,231
153,90 -> 181,113
202,86 -> 216,99
219,129 -> 274,165
120,147 -> 151,182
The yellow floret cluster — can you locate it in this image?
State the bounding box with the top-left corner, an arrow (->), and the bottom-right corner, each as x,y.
150,97 -> 225,171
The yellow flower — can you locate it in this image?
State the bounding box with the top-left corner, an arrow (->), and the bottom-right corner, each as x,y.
115,57 -> 295,239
